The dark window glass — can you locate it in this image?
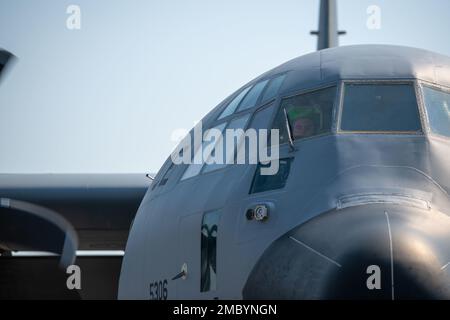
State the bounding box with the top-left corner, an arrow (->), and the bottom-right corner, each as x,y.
272,86 -> 336,144
341,83 -> 421,132
423,86 -> 450,137
237,80 -> 268,112
218,87 -> 251,120
261,74 -> 286,103
201,210 -> 220,292
250,158 -> 292,194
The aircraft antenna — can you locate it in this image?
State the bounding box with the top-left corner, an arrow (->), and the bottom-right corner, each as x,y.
310,0 -> 346,50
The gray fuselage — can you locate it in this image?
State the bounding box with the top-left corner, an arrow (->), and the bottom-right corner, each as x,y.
119,45 -> 450,299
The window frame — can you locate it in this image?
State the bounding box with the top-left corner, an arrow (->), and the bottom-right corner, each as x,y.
221,100 -> 278,170
248,157 -> 294,195
260,73 -> 288,104
178,76 -> 287,183
418,80 -> 450,140
336,79 -> 425,135
217,86 -> 252,120
200,112 -> 253,175
236,79 -> 270,113
216,73 -> 287,123
270,83 -> 340,147
178,110 -> 256,183
179,122 -> 228,182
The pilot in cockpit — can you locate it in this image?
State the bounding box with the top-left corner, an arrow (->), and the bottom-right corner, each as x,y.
287,104 -> 322,139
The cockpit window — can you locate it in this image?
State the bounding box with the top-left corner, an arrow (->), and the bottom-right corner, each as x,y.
218,75 -> 286,120
218,87 -> 251,120
272,86 -> 336,144
250,158 -> 292,194
423,86 -> 450,138
341,83 -> 421,132
181,122 -> 227,180
261,74 -> 286,103
202,114 -> 251,173
237,80 -> 269,112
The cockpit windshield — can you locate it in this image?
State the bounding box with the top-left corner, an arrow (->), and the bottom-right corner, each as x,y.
341,83 -> 422,132
422,86 -> 450,138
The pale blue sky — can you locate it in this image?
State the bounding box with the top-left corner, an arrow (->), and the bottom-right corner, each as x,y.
0,0 -> 449,173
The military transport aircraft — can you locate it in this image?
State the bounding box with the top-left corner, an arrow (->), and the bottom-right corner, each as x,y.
2,0 -> 450,299
118,43 -> 450,299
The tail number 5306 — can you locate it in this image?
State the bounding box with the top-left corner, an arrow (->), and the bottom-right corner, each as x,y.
149,279 -> 168,300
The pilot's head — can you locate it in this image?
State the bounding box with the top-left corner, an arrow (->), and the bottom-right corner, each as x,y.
293,117 -> 315,139
288,106 -> 318,139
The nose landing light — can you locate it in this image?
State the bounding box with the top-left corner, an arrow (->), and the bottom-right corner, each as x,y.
246,204 -> 269,222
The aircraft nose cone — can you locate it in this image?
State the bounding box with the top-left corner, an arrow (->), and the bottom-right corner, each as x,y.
243,204 -> 450,299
